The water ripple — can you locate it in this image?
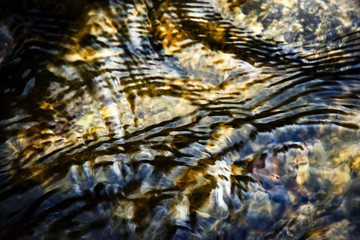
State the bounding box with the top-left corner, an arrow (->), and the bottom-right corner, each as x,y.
1,0 -> 360,239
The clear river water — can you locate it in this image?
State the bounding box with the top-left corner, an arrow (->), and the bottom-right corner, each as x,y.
1,0 -> 360,239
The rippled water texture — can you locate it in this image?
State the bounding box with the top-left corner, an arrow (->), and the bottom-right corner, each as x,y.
1,0 -> 360,239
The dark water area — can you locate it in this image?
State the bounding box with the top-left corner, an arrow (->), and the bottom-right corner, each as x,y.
1,0 -> 360,239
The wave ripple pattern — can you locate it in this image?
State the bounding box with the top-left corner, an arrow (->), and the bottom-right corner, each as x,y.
1,0 -> 360,239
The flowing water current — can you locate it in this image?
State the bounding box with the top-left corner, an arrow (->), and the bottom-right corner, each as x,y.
1,0 -> 360,239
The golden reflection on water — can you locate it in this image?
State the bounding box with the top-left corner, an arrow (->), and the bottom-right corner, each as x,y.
0,0 -> 360,239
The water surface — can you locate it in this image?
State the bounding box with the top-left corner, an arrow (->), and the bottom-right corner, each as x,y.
1,0 -> 360,239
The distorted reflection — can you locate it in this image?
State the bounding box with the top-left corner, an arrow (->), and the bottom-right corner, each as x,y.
0,0 -> 360,239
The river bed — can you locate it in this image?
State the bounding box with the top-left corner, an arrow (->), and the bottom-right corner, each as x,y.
0,0 -> 360,239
